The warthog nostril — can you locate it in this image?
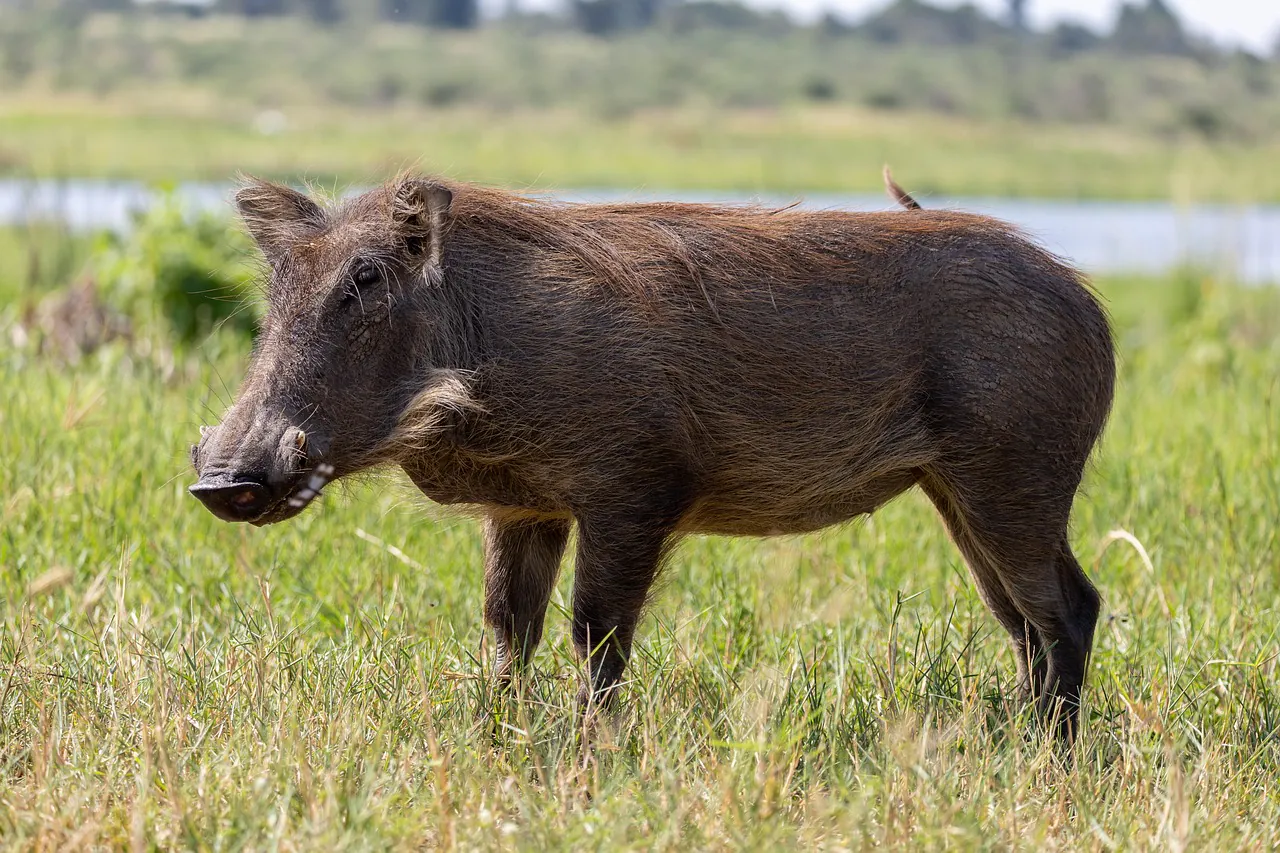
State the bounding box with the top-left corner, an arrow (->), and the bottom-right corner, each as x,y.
189,479 -> 273,523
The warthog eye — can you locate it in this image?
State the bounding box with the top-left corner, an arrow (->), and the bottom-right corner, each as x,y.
342,262 -> 381,309
353,262 -> 380,288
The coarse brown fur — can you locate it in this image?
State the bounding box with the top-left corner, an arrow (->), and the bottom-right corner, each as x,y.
191,173 -> 1116,740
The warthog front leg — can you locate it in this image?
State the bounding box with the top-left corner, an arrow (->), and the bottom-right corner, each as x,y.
483,515 -> 571,679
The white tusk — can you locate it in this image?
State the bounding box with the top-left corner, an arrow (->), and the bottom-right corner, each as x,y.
288,462 -> 336,510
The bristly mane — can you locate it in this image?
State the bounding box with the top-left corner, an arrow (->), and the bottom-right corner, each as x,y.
266,172 -> 1051,314
401,178 -> 1039,307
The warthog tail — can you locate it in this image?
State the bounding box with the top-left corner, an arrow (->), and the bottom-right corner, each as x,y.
883,166 -> 922,211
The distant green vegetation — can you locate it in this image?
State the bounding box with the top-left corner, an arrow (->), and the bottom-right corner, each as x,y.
4,10 -> 1277,134
5,99 -> 1280,201
10,10 -> 1277,125
2,2 -> 1280,199
3,224 -> 1280,844
87,191 -> 259,344
0,223 -> 90,300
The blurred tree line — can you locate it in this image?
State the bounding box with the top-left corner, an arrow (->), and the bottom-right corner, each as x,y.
1,0 -> 1268,59
2,0 -> 1275,143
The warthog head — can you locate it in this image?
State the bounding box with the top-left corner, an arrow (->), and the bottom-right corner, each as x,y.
189,177 -> 455,525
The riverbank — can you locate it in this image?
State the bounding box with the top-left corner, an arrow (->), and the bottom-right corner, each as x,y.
4,96 -> 1280,202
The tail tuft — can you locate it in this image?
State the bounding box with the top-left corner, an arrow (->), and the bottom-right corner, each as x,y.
883,166 -> 922,211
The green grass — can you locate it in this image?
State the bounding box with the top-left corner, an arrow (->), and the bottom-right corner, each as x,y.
0,224 -> 92,301
3,269 -> 1280,847
5,97 -> 1280,202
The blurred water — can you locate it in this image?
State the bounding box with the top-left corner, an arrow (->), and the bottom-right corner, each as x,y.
3,179 -> 1278,283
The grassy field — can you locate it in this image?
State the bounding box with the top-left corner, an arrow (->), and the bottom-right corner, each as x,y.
4,13 -> 1280,202
2,254 -> 1280,847
5,95 -> 1280,203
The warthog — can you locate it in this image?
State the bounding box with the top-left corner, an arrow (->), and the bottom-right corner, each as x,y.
190,172 -> 1115,737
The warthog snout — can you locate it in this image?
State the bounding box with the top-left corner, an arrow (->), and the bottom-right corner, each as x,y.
190,420 -> 318,526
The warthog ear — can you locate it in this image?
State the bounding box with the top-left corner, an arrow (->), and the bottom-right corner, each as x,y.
390,178 -> 453,283
234,178 -> 326,261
